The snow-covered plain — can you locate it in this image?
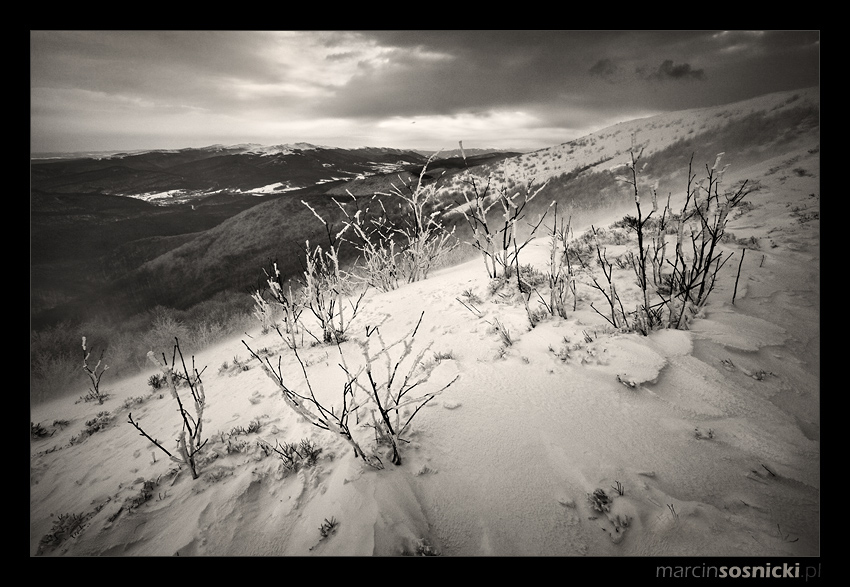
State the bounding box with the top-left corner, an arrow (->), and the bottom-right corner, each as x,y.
30,93 -> 820,558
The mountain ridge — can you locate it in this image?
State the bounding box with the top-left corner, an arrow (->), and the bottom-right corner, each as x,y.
30,145 -> 432,200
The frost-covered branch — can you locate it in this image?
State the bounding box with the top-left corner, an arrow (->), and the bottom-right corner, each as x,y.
130,338 -> 207,480
345,311 -> 459,465
80,336 -> 109,404
457,141 -> 550,281
242,337 -> 378,468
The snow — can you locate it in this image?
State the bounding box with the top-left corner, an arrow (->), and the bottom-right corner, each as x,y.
241,182 -> 302,195
131,189 -> 196,203
30,104 -> 819,558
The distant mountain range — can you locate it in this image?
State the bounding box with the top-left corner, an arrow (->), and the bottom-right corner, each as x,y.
31,144 -> 523,203
31,144 -> 434,204
32,144 -> 521,163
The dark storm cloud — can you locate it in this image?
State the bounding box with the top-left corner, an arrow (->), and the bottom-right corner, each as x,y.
326,51 -> 357,62
311,30 -> 814,120
640,60 -> 706,81
589,58 -> 619,78
307,30 -> 603,119
580,56 -> 706,86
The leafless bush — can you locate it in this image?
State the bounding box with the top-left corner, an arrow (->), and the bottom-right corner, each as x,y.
337,154 -> 458,290
79,336 -> 109,404
573,226 -> 630,330
611,147 -> 668,333
597,147 -> 752,334
243,334 -> 376,468
299,203 -> 366,345
538,202 -> 577,318
381,153 -> 458,283
663,152 -> 752,329
259,260 -> 305,343
251,290 -> 276,334
245,311 -> 458,469
456,141 -> 550,280
337,195 -> 404,292
143,308 -> 192,358
128,338 -> 208,480
344,312 -> 459,466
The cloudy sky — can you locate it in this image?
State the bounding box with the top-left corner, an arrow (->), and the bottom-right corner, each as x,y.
30,30 -> 820,154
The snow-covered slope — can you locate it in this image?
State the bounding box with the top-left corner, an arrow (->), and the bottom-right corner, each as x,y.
30,135 -> 819,557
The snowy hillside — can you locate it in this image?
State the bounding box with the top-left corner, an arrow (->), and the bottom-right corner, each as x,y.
30,126 -> 819,557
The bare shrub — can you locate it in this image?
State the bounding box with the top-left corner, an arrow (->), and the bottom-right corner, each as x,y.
251,290 -> 276,334
573,226 -> 630,330
128,338 -> 208,480
260,260 -> 304,342
300,202 -> 366,345
336,196 -> 403,292
243,334 -> 375,467
337,153 -> 458,289
663,152 -> 752,329
539,202 -> 577,318
611,147 -> 668,333
79,336 -> 109,404
245,312 -> 458,468
388,155 -> 459,283
143,308 -> 191,358
456,141 -> 550,280
589,146 -> 753,334
345,312 -> 459,466
189,320 -> 226,350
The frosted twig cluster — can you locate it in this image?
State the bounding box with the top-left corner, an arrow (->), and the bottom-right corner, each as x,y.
297,207 -> 366,345
242,336 -> 377,468
337,195 -> 403,292
337,153 -> 457,291
384,152 -> 458,283
251,290 -> 275,334
81,336 -> 109,404
591,146 -> 752,334
344,311 -> 459,465
244,311 -> 458,469
457,141 -> 550,280
263,261 -> 305,344
128,338 -> 208,480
